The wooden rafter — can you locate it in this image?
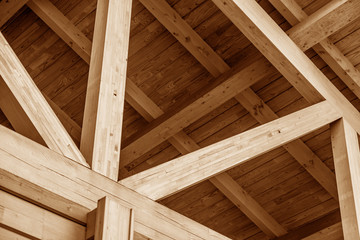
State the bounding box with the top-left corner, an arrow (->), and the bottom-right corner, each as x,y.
81,0 -> 132,179
211,0 -> 360,136
0,31 -> 87,166
120,1 -> 360,165
302,222 -> 343,240
0,125 -> 229,240
331,119 -> 360,239
270,0 -> 360,102
120,101 -> 340,200
139,0 -> 337,202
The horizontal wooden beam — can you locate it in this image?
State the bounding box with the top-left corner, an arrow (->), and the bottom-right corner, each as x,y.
0,0 -> 28,27
212,0 -> 360,135
0,190 -> 85,240
0,125 -> 230,240
120,101 -> 341,200
0,31 -> 87,166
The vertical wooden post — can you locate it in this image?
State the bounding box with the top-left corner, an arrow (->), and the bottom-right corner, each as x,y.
94,197 -> 134,240
331,119 -> 360,239
81,0 -> 132,180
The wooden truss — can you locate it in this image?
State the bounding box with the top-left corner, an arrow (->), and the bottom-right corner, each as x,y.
1,0 -> 360,239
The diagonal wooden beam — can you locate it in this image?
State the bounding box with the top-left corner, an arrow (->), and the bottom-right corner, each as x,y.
0,0 -> 28,28
0,125 -> 230,240
81,0 -> 132,179
121,74 -> 287,237
286,0 -> 360,52
236,89 -> 338,200
27,0 -> 92,64
120,101 -> 341,200
140,0 -> 337,201
137,0 -> 229,77
331,119 -> 360,239
0,77 -> 45,145
211,0 -> 360,135
270,0 -> 360,103
0,31 -> 87,166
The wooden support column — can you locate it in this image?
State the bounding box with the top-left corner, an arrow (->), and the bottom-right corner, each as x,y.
330,119 -> 360,239
86,197 -> 134,240
0,31 -> 87,166
81,0 -> 132,180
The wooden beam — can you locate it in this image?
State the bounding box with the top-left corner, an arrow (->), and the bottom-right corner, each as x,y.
0,190 -> 86,240
211,0 -> 360,135
0,227 -> 30,240
81,0 -> 132,179
287,0 -> 360,52
138,0 -> 230,77
139,0 -> 337,206
270,0 -> 360,105
0,125 -> 230,240
0,31 -> 87,166
330,119 -> 360,239
94,197 -> 134,240
27,0 -> 92,64
123,76 -> 286,237
120,101 -> 341,200
0,77 -> 45,145
121,59 -> 274,164
302,223 -> 343,240
275,210 -> 341,240
0,0 -> 28,28
236,89 -> 338,200
210,173 -> 287,237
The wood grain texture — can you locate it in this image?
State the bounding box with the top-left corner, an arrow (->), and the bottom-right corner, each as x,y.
0,31 -> 87,166
94,197 -> 134,240
81,0 -> 132,179
331,119 -> 360,239
0,125 -> 230,240
212,0 -> 360,135
0,0 -> 28,27
120,101 -> 340,200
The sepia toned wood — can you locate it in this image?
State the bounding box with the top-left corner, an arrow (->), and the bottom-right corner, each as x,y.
0,125 -> 230,240
0,190 -> 86,240
138,0 -> 230,77
270,0 -> 360,104
331,119 -> 360,239
27,0 -> 92,64
0,0 -> 28,27
121,69 -> 286,237
81,0 -> 132,179
0,31 -> 87,166
287,0 -> 360,51
0,227 -> 31,240
94,196 -> 134,240
212,0 -> 360,136
120,101 -> 340,200
235,88 -> 338,200
121,59 -> 274,164
302,222 -> 343,240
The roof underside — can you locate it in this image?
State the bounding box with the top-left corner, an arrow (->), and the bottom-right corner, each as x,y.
1,0 -> 360,239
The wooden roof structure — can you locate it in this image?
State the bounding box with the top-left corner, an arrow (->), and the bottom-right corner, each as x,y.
1,0 -> 360,239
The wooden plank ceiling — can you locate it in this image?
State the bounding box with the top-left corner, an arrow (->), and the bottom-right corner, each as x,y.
1,0 -> 360,239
